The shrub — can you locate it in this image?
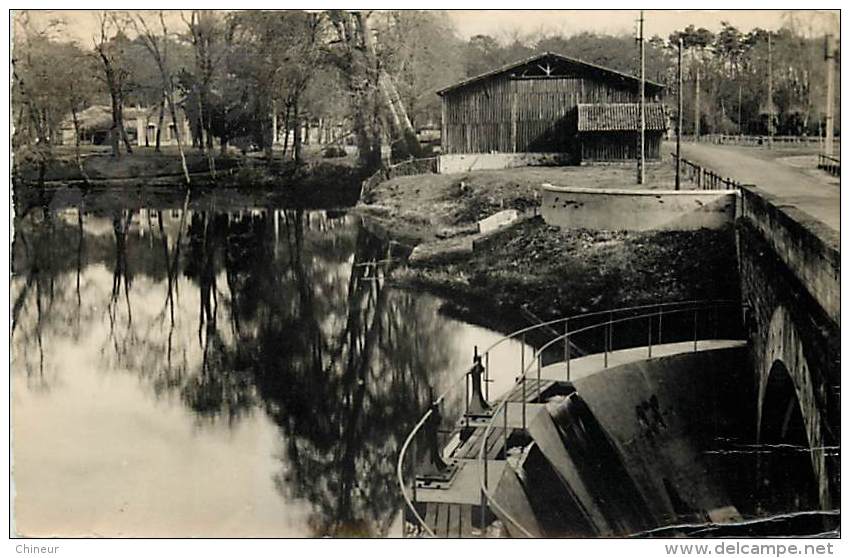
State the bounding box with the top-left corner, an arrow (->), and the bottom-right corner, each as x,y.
322,145 -> 347,158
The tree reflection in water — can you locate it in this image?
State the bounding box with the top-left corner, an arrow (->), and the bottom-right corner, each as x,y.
12,199 -> 456,537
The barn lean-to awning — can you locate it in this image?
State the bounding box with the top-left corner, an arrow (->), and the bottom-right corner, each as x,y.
577,103 -> 667,132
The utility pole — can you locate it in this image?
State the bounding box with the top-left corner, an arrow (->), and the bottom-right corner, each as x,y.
676,37 -> 683,190
824,33 -> 835,156
767,32 -> 774,148
638,10 -> 645,184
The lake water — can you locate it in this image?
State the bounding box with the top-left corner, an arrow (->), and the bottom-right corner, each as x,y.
11,193 -> 530,537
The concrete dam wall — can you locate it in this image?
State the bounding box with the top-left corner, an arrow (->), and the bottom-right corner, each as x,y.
516,346 -> 761,537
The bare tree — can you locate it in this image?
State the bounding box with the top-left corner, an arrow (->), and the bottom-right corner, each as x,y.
280,12 -> 322,164
93,12 -> 134,157
183,9 -> 226,175
128,11 -> 191,184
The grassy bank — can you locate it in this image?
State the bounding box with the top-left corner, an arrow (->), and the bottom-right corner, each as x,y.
363,164 -> 739,333
13,144 -> 361,184
13,146 -> 366,208
13,146 -> 238,182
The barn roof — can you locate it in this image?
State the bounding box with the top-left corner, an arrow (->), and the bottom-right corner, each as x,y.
437,51 -> 665,96
577,103 -> 668,132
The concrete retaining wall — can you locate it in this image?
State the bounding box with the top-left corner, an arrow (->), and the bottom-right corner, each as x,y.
438,152 -> 573,174
541,185 -> 736,231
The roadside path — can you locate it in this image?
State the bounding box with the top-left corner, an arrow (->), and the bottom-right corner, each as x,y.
676,142 -> 839,233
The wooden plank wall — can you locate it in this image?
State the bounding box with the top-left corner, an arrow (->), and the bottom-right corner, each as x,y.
442,72 -> 645,155
580,131 -> 663,161
443,75 -> 513,154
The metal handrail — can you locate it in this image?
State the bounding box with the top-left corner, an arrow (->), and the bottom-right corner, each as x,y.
476,300 -> 742,537
397,299 -> 737,537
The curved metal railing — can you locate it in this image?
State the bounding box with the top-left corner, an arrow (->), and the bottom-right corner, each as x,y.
476,299 -> 743,537
397,299 -> 743,537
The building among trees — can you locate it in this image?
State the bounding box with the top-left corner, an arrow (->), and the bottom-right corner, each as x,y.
59,104 -> 193,148
437,52 -> 666,172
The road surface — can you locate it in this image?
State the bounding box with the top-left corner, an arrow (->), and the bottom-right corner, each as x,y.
674,142 -> 840,233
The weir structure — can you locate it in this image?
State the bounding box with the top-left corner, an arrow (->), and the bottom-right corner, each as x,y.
397,182 -> 840,538
398,300 -> 751,537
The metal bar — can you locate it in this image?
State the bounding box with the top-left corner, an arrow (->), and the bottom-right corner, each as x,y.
504,392 -> 509,453
521,334 -> 525,379
537,354 -> 541,400
693,308 -> 699,351
521,333 -> 526,430
565,319 -> 571,381
465,374 -> 469,428
658,307 -> 663,345
484,352 -> 490,401
648,314 -> 653,358
483,445 -> 489,492
603,321 -> 608,368
522,375 -> 526,430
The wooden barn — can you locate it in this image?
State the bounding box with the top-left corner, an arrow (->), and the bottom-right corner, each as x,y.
437,52 -> 666,172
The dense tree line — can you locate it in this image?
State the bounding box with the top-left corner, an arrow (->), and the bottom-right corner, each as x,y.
12,10 -> 840,176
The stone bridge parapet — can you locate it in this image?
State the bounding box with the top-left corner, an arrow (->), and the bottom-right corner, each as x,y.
737,186 -> 840,511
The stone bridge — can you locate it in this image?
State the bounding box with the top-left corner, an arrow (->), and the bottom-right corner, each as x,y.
736,186 -> 840,512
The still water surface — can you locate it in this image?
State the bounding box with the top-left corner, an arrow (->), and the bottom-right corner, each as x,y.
11,195 -> 528,537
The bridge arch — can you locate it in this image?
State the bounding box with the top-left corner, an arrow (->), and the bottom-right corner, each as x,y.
756,305 -> 830,511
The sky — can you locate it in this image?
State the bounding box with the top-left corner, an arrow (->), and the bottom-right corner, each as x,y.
17,9 -> 840,47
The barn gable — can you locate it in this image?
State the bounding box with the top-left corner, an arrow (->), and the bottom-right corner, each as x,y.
438,52 -> 665,97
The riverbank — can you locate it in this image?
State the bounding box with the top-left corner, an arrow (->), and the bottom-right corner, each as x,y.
361,164 -> 739,333
13,144 -> 362,184
394,218 -> 738,327
13,147 -> 366,209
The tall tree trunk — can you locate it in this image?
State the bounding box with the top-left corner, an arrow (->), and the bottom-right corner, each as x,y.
155,97 -> 165,152
281,104 -> 291,161
329,10 -> 383,173
164,91 -> 190,184
293,99 -> 302,164
370,42 -> 419,160
117,97 -> 134,154
196,89 -> 216,178
353,13 -> 383,171
70,106 -> 90,184
109,90 -> 122,158
262,109 -> 274,162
